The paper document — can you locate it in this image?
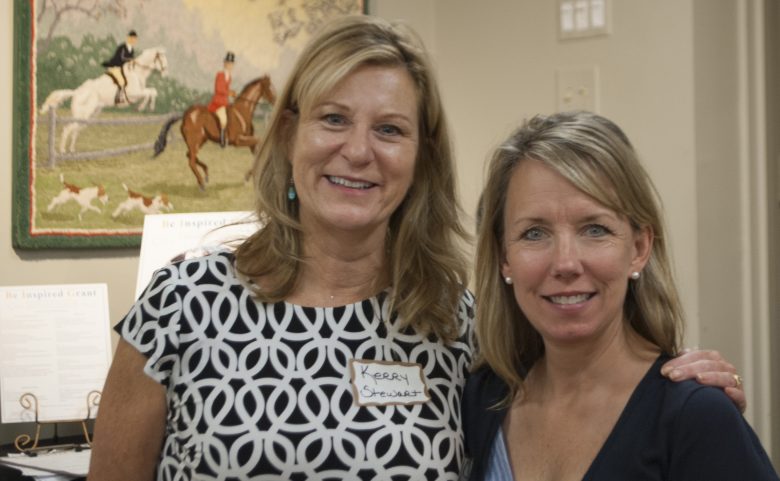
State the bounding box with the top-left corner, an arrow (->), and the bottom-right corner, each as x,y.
0,284 -> 112,423
135,211 -> 261,298
0,448 -> 90,477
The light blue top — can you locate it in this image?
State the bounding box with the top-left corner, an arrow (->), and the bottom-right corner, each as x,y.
484,426 -> 514,480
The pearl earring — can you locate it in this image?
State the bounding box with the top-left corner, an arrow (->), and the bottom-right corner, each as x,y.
630,271 -> 641,280
504,276 -> 513,285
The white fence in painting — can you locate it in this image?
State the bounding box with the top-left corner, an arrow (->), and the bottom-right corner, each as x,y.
40,108 -> 179,167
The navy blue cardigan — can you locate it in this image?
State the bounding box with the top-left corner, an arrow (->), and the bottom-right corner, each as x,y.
461,357 -> 780,481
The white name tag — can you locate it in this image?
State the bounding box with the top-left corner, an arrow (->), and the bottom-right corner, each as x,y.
349,359 -> 431,407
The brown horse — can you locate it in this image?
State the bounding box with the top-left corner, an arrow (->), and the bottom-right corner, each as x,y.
154,75 -> 276,190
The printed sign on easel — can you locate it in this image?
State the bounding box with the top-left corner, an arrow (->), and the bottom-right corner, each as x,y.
0,284 -> 112,423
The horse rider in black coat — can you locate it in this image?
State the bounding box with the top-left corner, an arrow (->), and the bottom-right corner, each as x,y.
102,30 -> 138,105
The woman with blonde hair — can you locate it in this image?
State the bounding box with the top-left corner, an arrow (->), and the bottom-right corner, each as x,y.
463,111 -> 777,480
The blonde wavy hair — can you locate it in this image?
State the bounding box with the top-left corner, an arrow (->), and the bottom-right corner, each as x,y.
234,16 -> 469,342
474,111 -> 683,398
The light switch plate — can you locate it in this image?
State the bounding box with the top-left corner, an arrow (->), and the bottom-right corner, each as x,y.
556,66 -> 599,112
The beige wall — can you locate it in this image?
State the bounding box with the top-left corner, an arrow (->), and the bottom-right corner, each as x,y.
1,0 -> 777,464
764,0 -> 780,466
692,0 -> 742,386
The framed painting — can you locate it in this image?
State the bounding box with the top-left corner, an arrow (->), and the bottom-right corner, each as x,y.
12,0 -> 366,249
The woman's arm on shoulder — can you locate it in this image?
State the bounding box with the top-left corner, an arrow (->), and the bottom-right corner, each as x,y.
670,386 -> 779,480
87,339 -> 167,481
660,348 -> 746,413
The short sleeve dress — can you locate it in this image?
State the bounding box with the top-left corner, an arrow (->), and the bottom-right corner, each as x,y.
116,250 -> 476,480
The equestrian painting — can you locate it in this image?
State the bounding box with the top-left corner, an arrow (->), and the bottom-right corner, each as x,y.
12,0 -> 365,248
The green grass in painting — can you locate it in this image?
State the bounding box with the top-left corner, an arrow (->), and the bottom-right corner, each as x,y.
34,109 -> 260,230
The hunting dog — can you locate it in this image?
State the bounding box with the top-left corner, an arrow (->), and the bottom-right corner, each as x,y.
47,174 -> 108,221
112,184 -> 174,218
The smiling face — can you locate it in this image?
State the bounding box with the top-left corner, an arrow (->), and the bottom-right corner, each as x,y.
500,159 -> 652,347
289,65 -> 419,238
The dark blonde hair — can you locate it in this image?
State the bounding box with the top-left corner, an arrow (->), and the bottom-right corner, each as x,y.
235,16 -> 469,341
475,111 -> 683,397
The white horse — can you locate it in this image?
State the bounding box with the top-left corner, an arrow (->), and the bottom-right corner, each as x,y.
40,47 -> 169,153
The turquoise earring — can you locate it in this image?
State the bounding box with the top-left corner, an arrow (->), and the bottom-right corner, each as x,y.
287,180 -> 297,201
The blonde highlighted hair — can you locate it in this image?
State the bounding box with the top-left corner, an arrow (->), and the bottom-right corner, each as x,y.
475,111 -> 683,398
235,16 -> 469,342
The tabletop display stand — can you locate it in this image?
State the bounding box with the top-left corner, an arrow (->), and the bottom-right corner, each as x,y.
13,391 -> 101,455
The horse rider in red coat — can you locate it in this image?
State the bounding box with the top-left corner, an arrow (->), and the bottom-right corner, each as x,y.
207,52 -> 237,147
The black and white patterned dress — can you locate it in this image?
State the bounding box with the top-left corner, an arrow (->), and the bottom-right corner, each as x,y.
117,251 -> 475,480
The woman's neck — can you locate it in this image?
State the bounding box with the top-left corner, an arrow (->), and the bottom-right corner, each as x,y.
527,324 -> 659,403
288,227 -> 390,307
